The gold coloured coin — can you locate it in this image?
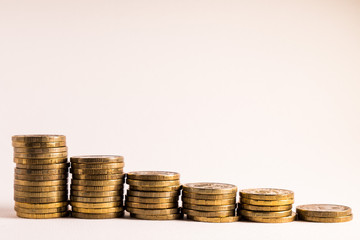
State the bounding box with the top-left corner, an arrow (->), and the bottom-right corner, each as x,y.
298,214 -> 353,223
183,182 -> 237,195
243,212 -> 296,223
14,190 -> 67,198
71,211 -> 123,219
14,147 -> 68,153
71,168 -> 124,175
16,163 -> 69,169
126,196 -> 178,203
71,184 -> 123,191
15,201 -> 68,209
71,201 -> 121,208
241,203 -> 292,212
127,171 -> 180,181
127,190 -> 180,198
72,206 -> 124,214
14,152 -> 68,159
15,168 -> 67,175
125,202 -> 178,209
71,162 -> 124,169
183,209 -> 235,218
12,141 -> 66,148
240,198 -> 294,206
70,155 -> 124,163
16,211 -> 68,219
240,209 -> 292,218
183,191 -> 236,200
240,188 -> 294,200
71,190 -> 123,197
15,206 -> 67,214
14,185 -> 67,192
130,213 -> 182,220
71,179 -> 123,186
15,173 -> 67,181
12,135 -> 66,142
296,204 -> 352,218
14,196 -> 68,203
130,185 -> 181,192
126,179 -> 180,187
72,174 -> 124,180
14,179 -> 67,186
125,207 -> 179,215
183,203 -> 236,212
14,158 -> 67,165
182,198 -> 235,206
187,215 -> 240,223
70,196 -> 122,203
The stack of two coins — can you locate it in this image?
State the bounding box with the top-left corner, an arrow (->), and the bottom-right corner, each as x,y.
182,183 -> 240,223
12,135 -> 69,219
70,155 -> 125,219
239,188 -> 296,223
125,171 -> 182,220
296,204 -> 353,223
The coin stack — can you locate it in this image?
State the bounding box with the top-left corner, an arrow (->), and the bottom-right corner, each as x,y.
182,182 -> 239,223
296,204 -> 353,223
125,171 -> 181,220
70,155 -> 125,219
12,135 -> 69,219
239,188 -> 296,223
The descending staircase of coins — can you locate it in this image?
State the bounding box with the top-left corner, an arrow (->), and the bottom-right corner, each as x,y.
12,135 -> 353,223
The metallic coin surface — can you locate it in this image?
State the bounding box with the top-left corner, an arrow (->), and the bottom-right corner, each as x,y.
71,201 -> 121,208
12,135 -> 66,142
130,213 -> 182,220
126,179 -> 180,187
183,209 -> 235,217
71,162 -> 124,169
70,155 -> 124,163
125,207 -> 179,215
243,212 -> 296,223
71,184 -> 123,192
71,211 -> 123,219
12,141 -> 66,148
16,163 -> 69,169
127,190 -> 180,198
15,206 -> 67,214
183,191 -> 236,200
130,185 -> 181,192
240,209 -> 292,218
298,214 -> 353,223
240,198 -> 294,206
70,196 -> 122,203
182,183 -> 237,195
296,204 -> 352,218
14,158 -> 68,165
183,203 -> 236,212
126,196 -> 178,204
182,198 -> 235,206
127,171 -> 180,181
71,190 -> 123,197
14,152 -> 68,159
14,147 -> 68,153
71,168 -> 124,175
15,168 -> 67,175
14,190 -> 67,198
14,179 -> 67,187
14,196 -> 68,203
15,201 -> 68,209
187,215 -> 240,223
14,185 -> 67,192
16,211 -> 68,219
125,202 -> 178,209
241,204 -> 293,212
72,206 -> 124,214
240,188 -> 294,200
71,179 -> 123,186
15,173 -> 67,181
72,174 -> 124,180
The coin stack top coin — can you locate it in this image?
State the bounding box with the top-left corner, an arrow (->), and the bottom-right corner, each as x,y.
12,134 -> 69,219
296,204 -> 353,223
125,171 -> 182,220
182,182 -> 240,223
70,155 -> 125,219
239,188 -> 296,223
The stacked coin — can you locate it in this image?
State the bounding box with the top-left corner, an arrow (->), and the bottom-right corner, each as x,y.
296,204 -> 352,223
239,188 -> 296,223
12,135 -> 69,219
70,155 -> 125,219
182,182 -> 239,223
125,171 -> 181,220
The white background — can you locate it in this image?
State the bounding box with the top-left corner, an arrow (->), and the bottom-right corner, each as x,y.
0,0 -> 359,239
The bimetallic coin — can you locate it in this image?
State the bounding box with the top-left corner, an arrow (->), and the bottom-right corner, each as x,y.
14,179 -> 67,187
127,190 -> 180,198
182,183 -> 237,195
183,203 -> 236,212
15,173 -> 67,181
240,188 -> 294,200
16,211 -> 68,219
70,155 -> 124,163
182,198 -> 235,206
126,179 -> 180,187
72,206 -> 123,214
187,215 -> 240,223
14,158 -> 68,165
71,201 -> 122,208
16,163 -> 69,169
15,168 -> 67,175
71,168 -> 124,175
12,135 -> 66,142
14,190 -> 67,198
14,185 -> 67,192
130,213 -> 182,220
72,174 -> 124,180
71,211 -> 123,219
15,206 -> 67,214
243,212 -> 296,223
240,209 -> 292,218
71,184 -> 123,192
127,171 -> 180,181
296,204 -> 352,218
12,141 -> 66,148
14,152 -> 68,159
125,202 -> 178,209
298,214 -> 353,223
130,185 -> 181,192
183,209 -> 235,218
14,147 -> 68,153
126,196 -> 178,204
15,201 -> 68,209
71,190 -> 123,197
241,204 -> 292,212
240,198 -> 294,206
71,162 -> 124,169
125,207 -> 179,215
14,196 -> 68,203
183,191 -> 236,200
71,179 -> 123,186
70,196 -> 122,203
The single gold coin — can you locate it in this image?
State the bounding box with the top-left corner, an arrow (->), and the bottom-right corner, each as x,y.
15,196 -> 68,203
72,174 -> 124,180
71,201 -> 121,208
240,209 -> 292,218
71,162 -> 124,169
241,203 -> 292,212
187,215 -> 240,223
127,190 -> 180,198
183,182 -> 237,195
126,196 -> 178,203
15,206 -> 68,214
14,184 -> 67,192
296,204 -> 352,218
240,188 -> 294,200
16,211 -> 68,219
130,213 -> 182,220
15,168 -> 67,175
14,158 -> 68,165
127,171 -> 180,181
71,184 -> 123,191
183,209 -> 235,218
125,202 -> 178,209
70,155 -> 124,163
70,196 -> 122,203
126,179 -> 180,187
72,206 -> 124,214
125,207 -> 179,215
15,173 -> 67,181
183,191 -> 236,200
182,198 -> 235,206
71,211 -> 123,219
16,163 -> 69,169
71,168 -> 124,175
243,212 -> 296,223
71,190 -> 122,197
12,135 -> 66,143
298,214 -> 353,223
15,201 -> 68,209
130,185 -> 181,192
183,203 -> 236,212
14,152 -> 68,159
71,179 -> 124,186
14,190 -> 67,198
240,198 -> 294,206
12,141 -> 66,148
14,179 -> 67,187
14,147 -> 68,153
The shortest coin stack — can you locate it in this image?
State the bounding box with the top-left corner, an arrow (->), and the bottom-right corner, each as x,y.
296,204 -> 352,223
239,188 -> 296,223
182,182 -> 239,223
125,171 -> 182,220
70,155 -> 125,219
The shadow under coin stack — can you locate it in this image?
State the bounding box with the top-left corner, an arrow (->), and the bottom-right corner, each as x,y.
125,171 -> 181,220
70,155 -> 125,219
182,182 -> 239,223
12,135 -> 69,219
239,188 -> 296,223
296,204 -> 352,223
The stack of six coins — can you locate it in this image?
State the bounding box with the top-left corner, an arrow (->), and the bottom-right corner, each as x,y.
182,182 -> 240,223
70,155 -> 125,219
12,135 -> 69,219
296,204 -> 353,223
239,188 -> 296,223
125,171 -> 182,220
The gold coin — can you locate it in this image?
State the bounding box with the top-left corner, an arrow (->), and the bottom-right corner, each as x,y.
125,202 -> 178,209
127,179 -> 180,187
240,198 -> 294,206
72,174 -> 124,180
14,196 -> 68,203
130,213 -> 182,220
182,198 -> 235,206
15,206 -> 68,214
72,206 -> 124,214
14,152 -> 68,159
71,168 -> 124,175
240,209 -> 292,218
16,163 -> 69,169
14,179 -> 67,186
183,203 -> 236,212
70,155 -> 124,163
14,190 -> 67,198
71,190 -> 123,197
14,158 -> 68,165
71,162 -> 124,169
14,184 -> 67,192
14,147 -> 68,153
130,185 -> 181,192
183,191 -> 236,200
12,135 -> 66,142
126,196 -> 178,203
127,190 -> 180,198
70,196 -> 122,203
243,212 -> 296,223
240,188 -> 294,200
15,173 -> 67,181
187,215 -> 240,223
71,184 -> 123,191
15,168 -> 67,175
71,211 -> 123,219
71,201 -> 121,208
125,207 -> 179,215
71,179 -> 123,186
127,171 -> 180,181
183,209 -> 235,217
12,141 -> 66,148
15,201 -> 68,209
183,183 -> 237,195
296,204 -> 352,218
298,214 -> 353,223
241,203 -> 292,212
16,211 -> 68,219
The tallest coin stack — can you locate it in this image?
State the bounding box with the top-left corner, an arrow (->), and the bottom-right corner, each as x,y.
12,135 -> 69,219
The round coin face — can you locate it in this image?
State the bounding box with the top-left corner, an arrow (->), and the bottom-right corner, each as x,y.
12,135 -> 66,142
296,204 -> 352,218
70,155 -> 124,163
127,171 -> 180,181
240,188 -> 294,200
182,182 -> 237,194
